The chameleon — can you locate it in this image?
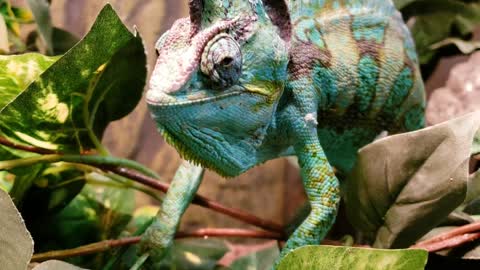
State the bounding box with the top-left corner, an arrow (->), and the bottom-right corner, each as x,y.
142,0 -> 426,267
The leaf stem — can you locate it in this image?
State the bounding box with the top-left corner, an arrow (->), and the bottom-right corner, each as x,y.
0,154 -> 159,178
129,253 -> 149,270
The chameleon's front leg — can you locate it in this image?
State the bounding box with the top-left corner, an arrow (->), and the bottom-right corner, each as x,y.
279,126 -> 341,260
140,161 -> 204,260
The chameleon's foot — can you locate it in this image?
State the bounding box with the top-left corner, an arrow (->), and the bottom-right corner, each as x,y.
139,219 -> 175,262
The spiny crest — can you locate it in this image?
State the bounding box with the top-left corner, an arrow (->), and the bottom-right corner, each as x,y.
289,0 -> 397,17
188,0 -> 291,41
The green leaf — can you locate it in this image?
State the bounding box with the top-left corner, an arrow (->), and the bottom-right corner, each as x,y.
229,245 -> 279,270
20,166 -> 86,217
0,4 -> 146,153
346,112 -> 480,248
26,0 -> 53,55
278,246 -> 428,270
0,188 -> 33,270
0,53 -> 57,109
393,0 -> 419,10
30,183 -> 134,268
32,260 -> 87,270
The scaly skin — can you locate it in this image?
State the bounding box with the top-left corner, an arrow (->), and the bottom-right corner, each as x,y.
143,0 -> 426,267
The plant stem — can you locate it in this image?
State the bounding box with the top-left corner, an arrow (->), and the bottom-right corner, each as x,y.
31,237 -> 140,262
0,137 -> 285,235
130,253 -> 149,270
0,137 -> 56,155
30,228 -> 284,263
412,221 -> 480,251
0,154 -> 160,178
413,232 -> 480,252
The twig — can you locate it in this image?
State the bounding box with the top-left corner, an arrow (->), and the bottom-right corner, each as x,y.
30,236 -> 140,262
175,228 -> 284,239
0,137 -> 57,155
412,221 -> 480,252
30,228 -> 284,262
110,167 -> 285,234
0,137 -> 285,234
413,221 -> 480,247
412,233 -> 480,253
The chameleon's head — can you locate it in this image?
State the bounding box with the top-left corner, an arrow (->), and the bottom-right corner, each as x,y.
146,0 -> 290,177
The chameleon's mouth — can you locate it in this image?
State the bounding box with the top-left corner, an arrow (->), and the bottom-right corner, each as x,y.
145,85 -> 245,107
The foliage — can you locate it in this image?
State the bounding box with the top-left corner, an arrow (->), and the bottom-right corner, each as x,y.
394,0 -> 480,79
277,246 -> 428,270
0,1 -> 478,270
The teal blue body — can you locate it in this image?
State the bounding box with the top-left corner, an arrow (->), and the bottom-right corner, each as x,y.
143,0 -> 426,268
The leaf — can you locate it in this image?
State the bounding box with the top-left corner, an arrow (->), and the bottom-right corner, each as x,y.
19,166 -> 86,218
277,246 -> 428,270
0,188 -> 33,270
0,14 -> 8,53
393,0 -> 419,10
229,245 -> 279,270
345,112 -> 480,248
32,260 -> 87,270
26,0 -> 53,54
0,4 -> 146,153
0,53 -> 57,109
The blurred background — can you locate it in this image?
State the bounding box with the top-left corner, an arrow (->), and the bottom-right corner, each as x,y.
7,0 -> 480,234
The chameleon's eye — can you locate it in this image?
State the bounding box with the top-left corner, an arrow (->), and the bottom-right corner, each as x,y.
201,34 -> 242,88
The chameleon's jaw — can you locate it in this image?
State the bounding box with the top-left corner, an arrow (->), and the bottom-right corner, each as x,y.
145,85 -> 245,107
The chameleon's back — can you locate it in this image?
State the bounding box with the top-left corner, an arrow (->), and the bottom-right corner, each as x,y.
287,0 -> 426,172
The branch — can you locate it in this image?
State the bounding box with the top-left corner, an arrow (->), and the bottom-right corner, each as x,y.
413,232 -> 480,253
30,228 -> 284,262
31,236 -> 140,262
0,137 -> 285,234
412,221 -> 480,252
0,137 -> 56,155
108,167 -> 285,234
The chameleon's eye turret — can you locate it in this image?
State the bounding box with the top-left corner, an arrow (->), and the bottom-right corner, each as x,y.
201,34 -> 242,88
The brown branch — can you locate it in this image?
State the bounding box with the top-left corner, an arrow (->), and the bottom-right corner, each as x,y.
176,228 -> 285,240
412,221 -> 480,248
0,137 -> 57,155
412,221 -> 480,252
412,232 -> 480,253
0,137 -> 285,235
109,167 -> 285,234
31,236 -> 140,262
30,228 -> 284,262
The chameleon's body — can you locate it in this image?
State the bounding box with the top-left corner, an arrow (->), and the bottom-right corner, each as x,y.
143,0 -> 425,266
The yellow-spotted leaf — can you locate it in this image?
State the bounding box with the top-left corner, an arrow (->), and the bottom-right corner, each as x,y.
277,246 -> 428,270
0,53 -> 58,109
0,4 -> 146,154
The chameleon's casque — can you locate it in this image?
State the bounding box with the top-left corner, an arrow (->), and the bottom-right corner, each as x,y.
145,0 -> 426,266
